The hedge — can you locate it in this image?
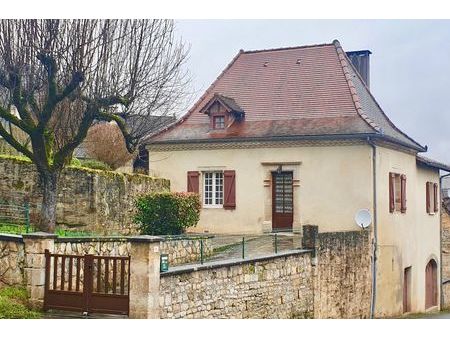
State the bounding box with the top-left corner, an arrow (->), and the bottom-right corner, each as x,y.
134,192 -> 201,235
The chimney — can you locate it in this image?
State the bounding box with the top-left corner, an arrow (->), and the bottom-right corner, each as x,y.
346,50 -> 371,88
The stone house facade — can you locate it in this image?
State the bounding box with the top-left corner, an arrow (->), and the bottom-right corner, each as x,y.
146,40 -> 450,317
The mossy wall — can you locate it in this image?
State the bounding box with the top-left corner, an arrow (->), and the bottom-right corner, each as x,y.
0,156 -> 170,234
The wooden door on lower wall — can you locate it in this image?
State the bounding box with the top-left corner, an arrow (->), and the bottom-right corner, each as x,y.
403,266 -> 412,313
272,171 -> 293,231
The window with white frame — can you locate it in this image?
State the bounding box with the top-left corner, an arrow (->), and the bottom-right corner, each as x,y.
203,171 -> 224,207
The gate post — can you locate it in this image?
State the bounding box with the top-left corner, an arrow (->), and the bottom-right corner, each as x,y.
22,232 -> 57,309
128,235 -> 162,319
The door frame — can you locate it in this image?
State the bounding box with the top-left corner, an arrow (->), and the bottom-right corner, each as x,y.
271,170 -> 294,231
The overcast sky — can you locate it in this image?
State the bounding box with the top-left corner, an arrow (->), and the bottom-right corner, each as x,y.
175,19 -> 450,163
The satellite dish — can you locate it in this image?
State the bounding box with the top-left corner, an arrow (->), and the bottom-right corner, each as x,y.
355,209 -> 372,229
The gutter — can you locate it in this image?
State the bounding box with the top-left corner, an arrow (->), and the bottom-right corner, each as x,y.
439,172 -> 450,310
367,137 -> 378,319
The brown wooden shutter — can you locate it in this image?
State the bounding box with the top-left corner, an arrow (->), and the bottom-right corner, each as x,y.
389,173 -> 395,213
434,183 -> 439,213
426,182 -> 431,214
223,170 -> 236,209
187,171 -> 200,194
400,174 -> 407,213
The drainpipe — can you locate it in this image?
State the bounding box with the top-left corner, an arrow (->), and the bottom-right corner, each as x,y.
367,137 -> 378,319
439,172 -> 450,310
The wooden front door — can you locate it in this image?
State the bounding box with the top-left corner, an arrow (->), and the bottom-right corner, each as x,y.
272,171 -> 293,231
425,259 -> 438,309
403,267 -> 412,313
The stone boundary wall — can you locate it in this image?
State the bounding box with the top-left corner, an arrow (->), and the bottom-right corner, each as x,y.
0,234 -> 25,286
441,201 -> 450,308
313,229 -> 371,319
159,251 -> 314,319
160,238 -> 213,266
159,226 -> 372,319
0,156 -> 169,235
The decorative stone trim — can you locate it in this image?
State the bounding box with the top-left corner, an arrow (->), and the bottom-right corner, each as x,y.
147,139 -> 367,152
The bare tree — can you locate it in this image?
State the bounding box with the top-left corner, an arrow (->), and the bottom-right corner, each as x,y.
0,20 -> 189,232
84,122 -> 135,170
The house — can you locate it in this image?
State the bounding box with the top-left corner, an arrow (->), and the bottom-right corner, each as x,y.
146,40 -> 450,316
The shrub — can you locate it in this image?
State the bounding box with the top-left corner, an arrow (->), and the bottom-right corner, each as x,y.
0,287 -> 42,319
134,192 -> 201,235
79,159 -> 111,171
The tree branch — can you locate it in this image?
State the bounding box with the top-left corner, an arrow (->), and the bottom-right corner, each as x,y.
96,111 -> 136,153
52,108 -> 95,169
0,105 -> 33,134
0,120 -> 33,159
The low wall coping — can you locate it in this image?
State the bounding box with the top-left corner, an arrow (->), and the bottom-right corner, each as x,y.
160,249 -> 313,277
127,235 -> 162,243
0,233 -> 24,243
55,236 -> 129,243
22,232 -> 57,239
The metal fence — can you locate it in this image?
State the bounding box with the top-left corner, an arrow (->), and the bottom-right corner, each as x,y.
0,201 -> 32,234
160,233 -> 303,269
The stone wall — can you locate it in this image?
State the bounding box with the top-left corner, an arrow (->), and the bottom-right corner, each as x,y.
160,238 -> 213,266
441,198 -> 450,308
159,252 -> 314,319
0,234 -> 25,286
313,230 -> 371,319
0,156 -> 169,235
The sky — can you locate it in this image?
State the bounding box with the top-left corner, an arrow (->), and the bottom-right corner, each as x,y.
175,19 -> 450,163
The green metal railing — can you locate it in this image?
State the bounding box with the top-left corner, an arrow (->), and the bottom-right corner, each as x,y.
0,201 -> 32,234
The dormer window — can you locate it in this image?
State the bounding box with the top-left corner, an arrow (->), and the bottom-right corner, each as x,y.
200,93 -> 245,131
213,116 -> 225,129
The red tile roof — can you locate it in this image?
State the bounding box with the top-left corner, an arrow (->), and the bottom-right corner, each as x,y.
150,40 -> 425,151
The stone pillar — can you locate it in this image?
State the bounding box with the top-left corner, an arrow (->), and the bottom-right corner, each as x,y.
128,235 -> 162,319
302,225 -> 319,261
22,232 -> 57,309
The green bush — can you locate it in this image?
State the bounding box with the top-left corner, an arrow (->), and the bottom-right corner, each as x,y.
134,192 -> 201,235
79,159 -> 111,171
0,287 -> 42,319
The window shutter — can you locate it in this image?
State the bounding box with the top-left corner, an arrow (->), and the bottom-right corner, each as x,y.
400,174 -> 407,213
223,170 -> 236,209
389,173 -> 395,213
426,182 -> 431,214
187,171 -> 200,194
434,183 -> 439,213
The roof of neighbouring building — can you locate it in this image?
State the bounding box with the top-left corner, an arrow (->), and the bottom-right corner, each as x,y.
148,40 -> 425,152
416,155 -> 450,172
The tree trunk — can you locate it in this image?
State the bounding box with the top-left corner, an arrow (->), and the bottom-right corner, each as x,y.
38,170 -> 60,233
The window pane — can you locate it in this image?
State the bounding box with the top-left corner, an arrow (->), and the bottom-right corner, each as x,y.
215,172 -> 223,205
204,172 -> 213,205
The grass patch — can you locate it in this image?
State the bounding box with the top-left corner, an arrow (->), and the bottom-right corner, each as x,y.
0,287 -> 42,319
0,222 -> 34,235
55,228 -> 96,237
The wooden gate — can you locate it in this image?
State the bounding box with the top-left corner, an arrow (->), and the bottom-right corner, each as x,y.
43,250 -> 130,315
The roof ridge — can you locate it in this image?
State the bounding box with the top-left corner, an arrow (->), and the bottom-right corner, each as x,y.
332,40 -> 381,133
242,42 -> 334,54
149,50 -> 245,140
334,40 -> 426,151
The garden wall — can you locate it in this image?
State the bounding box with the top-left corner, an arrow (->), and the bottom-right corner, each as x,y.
313,230 -> 371,319
159,227 -> 372,319
0,156 -> 169,235
0,234 -> 25,286
159,251 -> 314,319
